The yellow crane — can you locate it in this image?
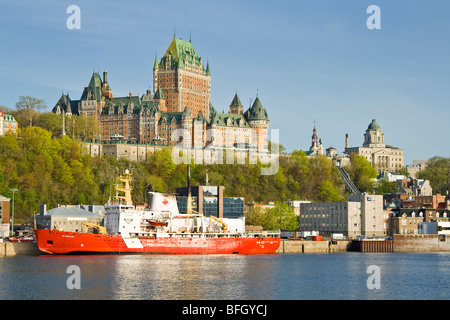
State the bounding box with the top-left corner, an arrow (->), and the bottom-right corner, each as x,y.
81,222 -> 106,234
209,215 -> 228,232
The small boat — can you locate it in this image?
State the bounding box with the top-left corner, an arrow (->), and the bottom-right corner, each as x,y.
147,219 -> 168,227
8,235 -> 36,243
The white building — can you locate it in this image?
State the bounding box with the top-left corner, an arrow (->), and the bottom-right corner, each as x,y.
299,194 -> 384,238
285,200 -> 311,216
35,204 -> 104,232
345,119 -> 404,173
406,160 -> 428,179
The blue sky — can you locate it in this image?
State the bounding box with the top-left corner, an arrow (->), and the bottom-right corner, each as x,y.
0,0 -> 449,165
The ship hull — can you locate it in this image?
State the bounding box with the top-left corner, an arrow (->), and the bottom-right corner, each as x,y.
35,229 -> 280,255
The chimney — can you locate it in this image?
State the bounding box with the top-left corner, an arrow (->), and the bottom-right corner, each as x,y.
147,89 -> 151,96
129,92 -> 132,98
345,133 -> 349,149
40,204 -> 47,215
103,71 -> 108,83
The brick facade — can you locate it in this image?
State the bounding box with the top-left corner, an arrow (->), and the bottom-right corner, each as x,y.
53,37 -> 270,152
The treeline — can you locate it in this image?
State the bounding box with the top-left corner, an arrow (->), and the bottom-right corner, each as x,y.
417,156 -> 450,195
1,125 -> 448,224
1,96 -> 100,141
0,127 -> 350,223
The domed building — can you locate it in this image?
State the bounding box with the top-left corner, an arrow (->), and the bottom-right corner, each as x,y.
345,119 -> 404,173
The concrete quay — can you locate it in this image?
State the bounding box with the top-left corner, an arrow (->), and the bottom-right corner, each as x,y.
276,239 -> 351,253
4,235 -> 449,255
0,241 -> 41,256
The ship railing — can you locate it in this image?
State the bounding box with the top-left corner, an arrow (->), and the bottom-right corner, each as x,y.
245,230 -> 281,238
129,232 -> 274,239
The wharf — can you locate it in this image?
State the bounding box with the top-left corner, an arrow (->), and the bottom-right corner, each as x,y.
3,239 -> 347,255
4,235 -> 449,255
0,241 -> 41,256
276,239 -> 351,253
349,239 -> 394,252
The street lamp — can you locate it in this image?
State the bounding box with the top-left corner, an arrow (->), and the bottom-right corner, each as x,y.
9,188 -> 18,237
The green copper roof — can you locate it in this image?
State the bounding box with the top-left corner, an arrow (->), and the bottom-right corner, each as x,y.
3,114 -> 17,123
81,72 -> 103,101
154,86 -> 165,100
158,37 -> 207,74
210,112 -> 250,128
160,38 -> 198,65
160,111 -> 183,124
367,119 -> 381,130
182,106 -> 191,117
229,93 -> 243,108
246,97 -> 269,121
101,96 -> 143,115
53,93 -> 77,114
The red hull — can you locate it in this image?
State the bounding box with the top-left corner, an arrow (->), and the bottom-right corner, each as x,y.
35,229 -> 280,255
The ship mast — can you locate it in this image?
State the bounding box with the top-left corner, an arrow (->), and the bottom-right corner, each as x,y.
115,169 -> 133,206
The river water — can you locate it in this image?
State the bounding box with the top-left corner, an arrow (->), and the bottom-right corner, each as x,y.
0,252 -> 449,300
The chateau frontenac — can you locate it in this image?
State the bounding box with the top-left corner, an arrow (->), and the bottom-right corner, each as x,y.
53,36 -> 269,152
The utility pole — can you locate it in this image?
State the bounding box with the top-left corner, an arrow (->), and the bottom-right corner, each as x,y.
62,110 -> 66,136
9,188 -> 18,237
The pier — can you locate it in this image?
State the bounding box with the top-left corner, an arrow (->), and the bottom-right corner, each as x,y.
276,239 -> 352,253
3,236 -> 449,255
0,241 -> 41,256
349,239 -> 394,252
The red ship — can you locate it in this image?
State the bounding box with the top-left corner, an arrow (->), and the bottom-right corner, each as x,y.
35,171 -> 280,255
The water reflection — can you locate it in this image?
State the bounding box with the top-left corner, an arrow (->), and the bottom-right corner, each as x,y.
2,253 -> 450,300
110,255 -> 252,300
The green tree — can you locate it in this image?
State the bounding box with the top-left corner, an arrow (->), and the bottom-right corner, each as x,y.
375,180 -> 398,195
15,96 -> 47,127
418,156 -> 450,195
263,202 -> 298,231
345,153 -> 378,193
245,206 -> 266,227
36,112 -> 63,137
318,180 -> 343,202
287,150 -> 309,196
149,148 -> 177,177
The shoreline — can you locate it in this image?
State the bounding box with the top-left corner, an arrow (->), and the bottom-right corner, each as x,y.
3,234 -> 450,256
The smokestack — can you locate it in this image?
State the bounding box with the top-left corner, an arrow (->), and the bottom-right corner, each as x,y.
345,133 -> 349,149
103,71 -> 108,83
129,92 -> 132,98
